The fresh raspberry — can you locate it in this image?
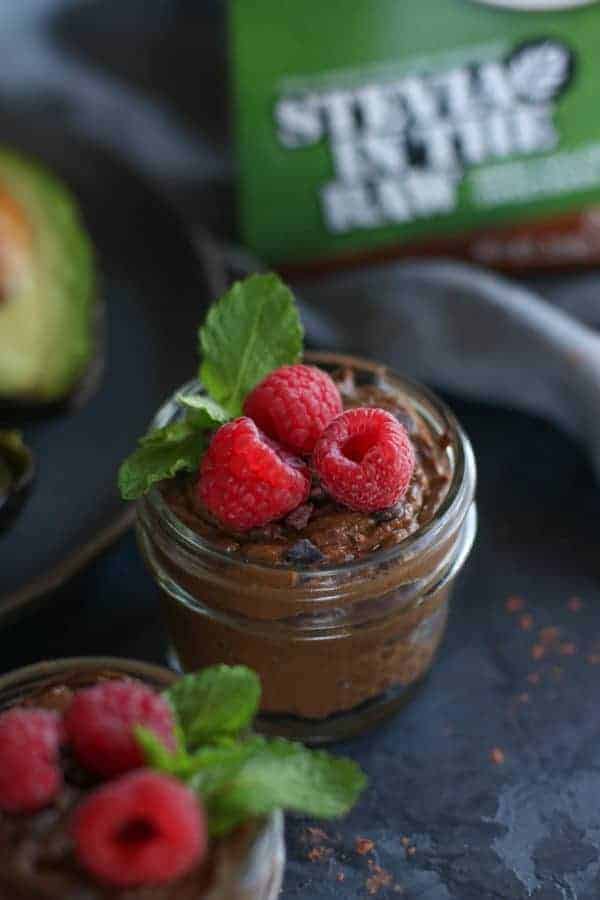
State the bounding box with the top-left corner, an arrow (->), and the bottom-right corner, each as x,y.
72,770 -> 206,887
0,708 -> 62,813
243,364 -> 343,455
64,680 -> 177,778
313,407 -> 415,512
198,417 -> 310,531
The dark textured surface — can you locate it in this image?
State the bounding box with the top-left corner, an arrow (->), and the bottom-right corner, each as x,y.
2,396 -> 599,899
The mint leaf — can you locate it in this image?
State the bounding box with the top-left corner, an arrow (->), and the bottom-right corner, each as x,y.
199,273 -> 303,417
119,273 -> 304,498
185,738 -> 265,793
201,738 -> 367,837
135,726 -> 189,776
137,672 -> 367,839
117,416 -> 207,500
117,395 -> 227,501
137,727 -> 367,838
166,666 -> 261,749
178,394 -> 229,428
135,727 -> 264,791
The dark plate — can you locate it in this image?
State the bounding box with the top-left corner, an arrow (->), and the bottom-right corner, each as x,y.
0,112 -> 208,622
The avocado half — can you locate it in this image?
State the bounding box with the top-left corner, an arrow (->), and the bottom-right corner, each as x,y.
0,148 -> 97,405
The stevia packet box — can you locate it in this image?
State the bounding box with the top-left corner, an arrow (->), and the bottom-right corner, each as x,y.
229,0 -> 600,272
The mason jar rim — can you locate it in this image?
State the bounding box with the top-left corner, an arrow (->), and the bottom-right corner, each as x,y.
142,351 -> 476,578
0,656 -> 177,708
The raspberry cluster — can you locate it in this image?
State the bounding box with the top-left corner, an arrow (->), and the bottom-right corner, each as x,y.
0,679 -> 206,888
198,364 -> 416,531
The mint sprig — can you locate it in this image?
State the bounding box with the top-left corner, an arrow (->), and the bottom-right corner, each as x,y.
117,419 -> 208,501
118,273 -> 303,500
176,394 -> 230,425
167,665 -> 261,749
200,737 -> 366,837
135,666 -> 366,837
199,273 -> 303,417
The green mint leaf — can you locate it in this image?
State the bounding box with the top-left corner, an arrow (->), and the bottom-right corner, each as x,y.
135,726 -> 189,776
136,728 -> 264,789
119,272 -> 302,497
118,416 -> 207,501
118,391 -> 227,502
202,738 -> 367,837
199,273 -> 303,417
166,666 -> 261,749
185,737 -> 265,794
177,394 -> 230,428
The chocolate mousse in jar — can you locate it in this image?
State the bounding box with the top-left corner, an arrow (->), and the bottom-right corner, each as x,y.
137,352 -> 477,744
0,658 -> 285,900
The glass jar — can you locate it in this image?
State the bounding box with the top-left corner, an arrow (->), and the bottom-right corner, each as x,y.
0,657 -> 285,900
137,353 -> 477,744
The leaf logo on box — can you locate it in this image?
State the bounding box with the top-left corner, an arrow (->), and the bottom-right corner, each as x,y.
274,39 -> 574,234
509,42 -> 573,102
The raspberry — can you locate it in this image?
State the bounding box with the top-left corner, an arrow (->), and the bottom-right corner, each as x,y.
64,680 -> 177,778
243,364 -> 343,455
72,770 -> 206,887
198,417 -> 310,531
313,407 -> 415,512
0,708 -> 62,812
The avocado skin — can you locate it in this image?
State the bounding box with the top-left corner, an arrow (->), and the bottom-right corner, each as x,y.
0,149 -> 97,403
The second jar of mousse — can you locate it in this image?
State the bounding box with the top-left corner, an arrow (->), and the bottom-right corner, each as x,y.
137,352 -> 476,743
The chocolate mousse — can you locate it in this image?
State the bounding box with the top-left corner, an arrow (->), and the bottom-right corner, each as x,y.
137,354 -> 476,737
162,366 -> 451,567
128,275 -> 476,740
0,771 -> 266,900
0,670 -> 281,900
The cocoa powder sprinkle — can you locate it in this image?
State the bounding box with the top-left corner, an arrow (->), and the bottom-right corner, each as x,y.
304,827 -> 330,845
490,747 -> 505,765
366,862 -> 394,896
539,626 -> 560,645
505,596 -> 525,613
355,837 -> 375,855
519,614 -> 534,631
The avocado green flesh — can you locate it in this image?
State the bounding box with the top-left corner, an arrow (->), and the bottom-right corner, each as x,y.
0,149 -> 96,403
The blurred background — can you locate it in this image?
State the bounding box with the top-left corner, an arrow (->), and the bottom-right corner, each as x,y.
1,2 -> 600,897
0,0 -> 230,228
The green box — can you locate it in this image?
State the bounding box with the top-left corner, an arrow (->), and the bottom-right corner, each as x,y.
230,0 -> 600,269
